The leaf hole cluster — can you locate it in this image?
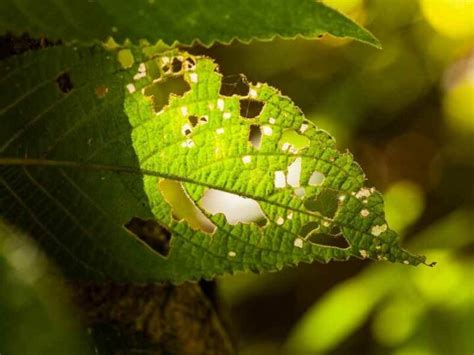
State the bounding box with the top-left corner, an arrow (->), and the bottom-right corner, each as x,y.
144,76 -> 190,113
220,74 -> 249,96
183,57 -> 196,71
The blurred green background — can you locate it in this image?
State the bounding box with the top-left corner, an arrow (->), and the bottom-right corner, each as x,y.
192,0 -> 474,354
0,222 -> 92,355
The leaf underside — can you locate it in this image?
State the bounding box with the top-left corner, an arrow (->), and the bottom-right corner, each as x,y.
0,0 -> 380,48
0,44 -> 425,283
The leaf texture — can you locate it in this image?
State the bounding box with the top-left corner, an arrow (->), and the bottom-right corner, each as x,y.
0,44 -> 426,283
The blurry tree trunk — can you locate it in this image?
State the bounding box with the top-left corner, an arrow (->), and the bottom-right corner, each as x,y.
72,282 -> 234,354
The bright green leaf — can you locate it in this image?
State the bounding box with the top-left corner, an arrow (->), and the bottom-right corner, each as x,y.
0,0 -> 380,48
0,44 -> 424,283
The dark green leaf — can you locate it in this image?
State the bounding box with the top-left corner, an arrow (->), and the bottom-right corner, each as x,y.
0,0 -> 380,48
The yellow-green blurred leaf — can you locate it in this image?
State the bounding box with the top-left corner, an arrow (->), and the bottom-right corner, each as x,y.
421,0 -> 474,38
384,180 -> 425,234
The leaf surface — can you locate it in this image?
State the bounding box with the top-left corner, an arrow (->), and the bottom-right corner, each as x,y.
0,0 -> 380,48
0,44 -> 425,282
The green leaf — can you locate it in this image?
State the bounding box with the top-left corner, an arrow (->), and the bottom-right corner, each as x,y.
0,221 -> 92,355
0,44 -> 424,283
0,0 -> 380,48
286,265 -> 395,353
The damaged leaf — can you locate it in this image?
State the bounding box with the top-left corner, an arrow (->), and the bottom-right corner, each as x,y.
0,44 -> 427,283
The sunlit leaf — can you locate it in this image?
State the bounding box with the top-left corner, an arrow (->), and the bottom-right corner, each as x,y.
0,44 -> 425,282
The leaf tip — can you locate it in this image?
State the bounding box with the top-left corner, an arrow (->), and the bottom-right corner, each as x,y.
318,1 -> 382,49
363,31 -> 382,50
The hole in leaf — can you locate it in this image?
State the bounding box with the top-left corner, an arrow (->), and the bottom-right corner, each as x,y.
249,124 -> 262,149
371,224 -> 387,236
56,72 -> 73,93
159,179 -> 215,234
220,74 -> 250,96
159,56 -> 171,70
200,189 -> 267,226
171,57 -> 183,73
181,123 -> 192,136
261,125 -> 273,136
144,59 -> 161,80
279,130 -> 310,153
287,157 -> 302,188
132,63 -> 147,81
184,57 -> 196,71
240,99 -> 264,118
330,225 -> 342,236
307,232 -> 349,249
188,115 -> 199,127
294,187 -> 306,197
188,72 -> 198,83
304,189 -> 339,218
299,123 -> 309,133
300,221 -> 320,237
274,171 -> 286,188
144,76 -> 190,113
309,171 -> 325,186
117,49 -> 134,69
125,217 -> 171,256
126,83 -> 136,94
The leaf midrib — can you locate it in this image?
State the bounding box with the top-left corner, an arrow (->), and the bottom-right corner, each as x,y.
0,157 -> 389,244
